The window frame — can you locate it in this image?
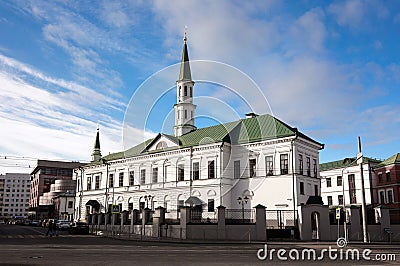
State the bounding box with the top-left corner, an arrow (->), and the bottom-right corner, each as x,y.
234,160 -> 240,179
208,160 -> 215,179
280,154 -> 289,175
249,159 -> 256,177
265,156 -> 273,176
192,162 -> 200,180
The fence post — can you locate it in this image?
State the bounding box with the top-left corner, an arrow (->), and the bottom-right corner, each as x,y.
179,206 -> 190,240
255,204 -> 266,241
374,205 -> 391,242
217,205 -> 226,240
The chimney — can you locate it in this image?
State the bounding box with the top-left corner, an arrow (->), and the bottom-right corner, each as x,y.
245,112 -> 258,119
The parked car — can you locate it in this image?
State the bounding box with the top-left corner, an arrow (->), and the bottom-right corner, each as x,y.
31,220 -> 41,226
0,220 -> 5,224
56,220 -> 70,230
69,222 -> 89,234
23,220 -> 31,226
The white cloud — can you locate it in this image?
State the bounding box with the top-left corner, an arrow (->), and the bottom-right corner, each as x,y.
328,0 -> 389,29
287,8 -> 327,55
151,0 -> 278,64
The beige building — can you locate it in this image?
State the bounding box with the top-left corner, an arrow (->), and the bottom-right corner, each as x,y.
29,160 -> 83,219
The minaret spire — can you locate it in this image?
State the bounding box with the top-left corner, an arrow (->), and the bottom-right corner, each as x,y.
91,126 -> 102,162
179,29 -> 192,81
174,30 -> 196,137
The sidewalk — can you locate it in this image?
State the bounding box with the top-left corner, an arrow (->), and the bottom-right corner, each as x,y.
98,231 -> 400,246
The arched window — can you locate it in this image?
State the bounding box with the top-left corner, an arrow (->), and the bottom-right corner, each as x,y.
184,86 -> 187,96
190,87 -> 192,97
179,86 -> 181,97
156,141 -> 167,150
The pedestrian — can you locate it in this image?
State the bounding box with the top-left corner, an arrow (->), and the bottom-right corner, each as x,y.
46,220 -> 53,236
52,220 -> 58,236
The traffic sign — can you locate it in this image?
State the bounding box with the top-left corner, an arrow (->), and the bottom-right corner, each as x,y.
336,207 -> 341,220
111,204 -> 120,214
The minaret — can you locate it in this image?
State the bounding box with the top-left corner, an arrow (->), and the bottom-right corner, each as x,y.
174,32 -> 196,137
91,127 -> 102,162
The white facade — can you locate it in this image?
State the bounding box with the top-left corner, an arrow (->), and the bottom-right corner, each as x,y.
320,158 -> 381,207
74,134 -> 322,221
0,173 -> 31,218
74,35 -> 323,221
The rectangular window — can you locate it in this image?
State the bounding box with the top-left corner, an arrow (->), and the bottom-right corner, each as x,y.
387,190 -> 393,203
306,157 -> 311,176
298,154 -> 303,175
378,173 -> 382,183
95,175 -> 100,190
208,199 -> 215,212
313,159 -> 317,177
314,184 -> 318,196
327,196 -> 333,206
119,172 -> 124,187
109,174 -> 114,188
184,110 -> 187,119
299,182 -> 304,195
265,156 -> 273,176
348,174 -> 356,204
280,154 -> 289,175
326,178 -> 332,187
152,168 -> 158,183
386,172 -> 391,182
337,176 -> 342,186
208,160 -> 215,179
178,164 -> 184,181
87,176 -> 91,191
68,201 -> 73,208
140,169 -> 146,184
193,162 -> 200,180
338,195 -> 343,205
379,191 -> 385,204
129,171 -> 134,186
249,159 -> 256,177
234,160 -> 240,179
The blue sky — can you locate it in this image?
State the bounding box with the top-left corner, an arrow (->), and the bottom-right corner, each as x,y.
0,0 -> 399,173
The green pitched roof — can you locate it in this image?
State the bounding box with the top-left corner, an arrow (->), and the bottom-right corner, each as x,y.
374,153 -> 400,168
96,114 -> 323,163
320,157 -> 382,171
178,37 -> 192,81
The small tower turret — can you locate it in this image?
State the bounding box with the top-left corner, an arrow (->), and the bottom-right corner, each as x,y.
91,127 -> 102,162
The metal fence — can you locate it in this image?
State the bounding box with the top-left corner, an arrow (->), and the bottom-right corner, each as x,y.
265,210 -> 297,229
190,210 -> 218,224
225,209 -> 255,224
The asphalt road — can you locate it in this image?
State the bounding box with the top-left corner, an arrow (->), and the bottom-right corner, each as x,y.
0,224 -> 399,265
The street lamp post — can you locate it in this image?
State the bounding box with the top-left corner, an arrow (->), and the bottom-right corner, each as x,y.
340,151 -> 365,243
237,196 -> 249,223
101,159 -> 111,213
144,195 -> 153,209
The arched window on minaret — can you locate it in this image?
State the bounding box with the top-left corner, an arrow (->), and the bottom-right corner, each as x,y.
190,86 -> 192,97
184,86 -> 187,96
179,86 -> 181,97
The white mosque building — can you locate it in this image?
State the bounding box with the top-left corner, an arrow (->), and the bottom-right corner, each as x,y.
74,34 -> 324,221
